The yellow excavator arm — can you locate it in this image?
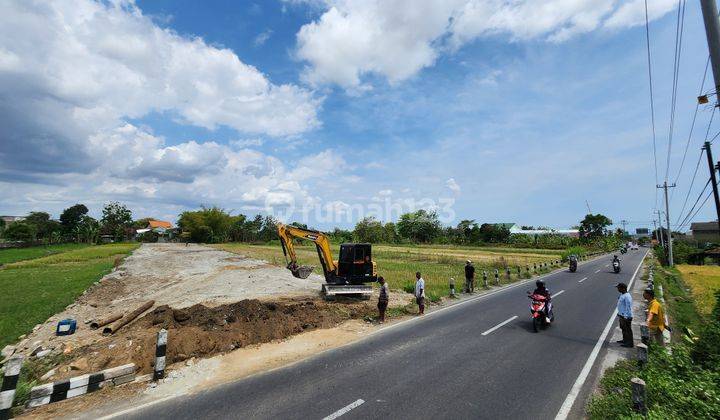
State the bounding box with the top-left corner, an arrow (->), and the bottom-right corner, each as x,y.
277,223 -> 337,280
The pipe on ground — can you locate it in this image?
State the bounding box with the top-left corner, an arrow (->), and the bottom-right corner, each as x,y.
103,300 -> 155,335
90,313 -> 123,329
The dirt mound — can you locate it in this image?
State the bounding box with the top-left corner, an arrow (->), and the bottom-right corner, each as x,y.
54,298 -> 376,378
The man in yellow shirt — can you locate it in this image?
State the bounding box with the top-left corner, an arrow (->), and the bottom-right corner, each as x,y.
643,288 -> 665,346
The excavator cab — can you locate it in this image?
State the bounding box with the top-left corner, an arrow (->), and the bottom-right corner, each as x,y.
337,243 -> 375,284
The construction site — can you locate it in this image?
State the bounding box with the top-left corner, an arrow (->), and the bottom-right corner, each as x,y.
1,240 -> 417,418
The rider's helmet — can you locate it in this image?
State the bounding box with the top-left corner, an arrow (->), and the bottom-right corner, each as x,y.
536,280 -> 545,288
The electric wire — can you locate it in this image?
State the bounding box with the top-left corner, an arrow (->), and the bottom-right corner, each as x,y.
644,0 -> 660,208
672,56 -> 710,186
678,187 -> 714,231
674,149 -> 705,226
665,0 -> 686,182
677,178 -> 712,230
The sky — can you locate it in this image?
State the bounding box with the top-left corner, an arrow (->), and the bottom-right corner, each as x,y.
0,0 -> 716,232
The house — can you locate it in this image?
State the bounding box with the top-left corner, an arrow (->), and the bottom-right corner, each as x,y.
1,215 -> 25,224
690,221 -> 720,243
147,220 -> 172,230
136,219 -> 175,242
506,223 -> 579,238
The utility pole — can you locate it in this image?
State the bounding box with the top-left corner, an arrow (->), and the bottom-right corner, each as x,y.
701,0 -> 720,99
703,142 -> 720,231
657,183 -> 676,266
621,219 -> 628,236
655,210 -> 665,249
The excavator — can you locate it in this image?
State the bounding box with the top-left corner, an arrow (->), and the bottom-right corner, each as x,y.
277,223 -> 376,299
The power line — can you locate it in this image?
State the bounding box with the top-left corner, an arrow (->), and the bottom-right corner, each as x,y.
679,187 -> 714,231
665,0 -> 687,182
677,178 -> 712,229
644,0 -> 660,208
672,56 -> 710,186
675,149 -> 706,225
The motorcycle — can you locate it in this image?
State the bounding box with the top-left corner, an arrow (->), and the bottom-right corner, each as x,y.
569,258 -> 577,273
613,260 -> 621,273
528,292 -> 553,332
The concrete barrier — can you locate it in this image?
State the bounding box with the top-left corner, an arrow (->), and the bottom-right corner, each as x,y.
0,356 -> 23,420
28,363 -> 135,408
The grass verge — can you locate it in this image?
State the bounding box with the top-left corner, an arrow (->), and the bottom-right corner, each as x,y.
0,243 -> 139,348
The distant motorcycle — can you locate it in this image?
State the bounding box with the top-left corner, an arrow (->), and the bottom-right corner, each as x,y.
569,258 -> 577,273
528,292 -> 553,332
613,260 -> 621,273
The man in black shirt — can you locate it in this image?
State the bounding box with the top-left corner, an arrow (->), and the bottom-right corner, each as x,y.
465,260 -> 475,293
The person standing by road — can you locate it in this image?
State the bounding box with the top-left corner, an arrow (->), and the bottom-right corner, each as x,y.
615,283 -> 634,348
377,276 -> 389,323
643,288 -> 666,346
464,260 -> 475,293
415,272 -> 425,315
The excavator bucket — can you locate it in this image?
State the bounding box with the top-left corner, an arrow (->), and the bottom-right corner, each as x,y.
290,265 -> 315,279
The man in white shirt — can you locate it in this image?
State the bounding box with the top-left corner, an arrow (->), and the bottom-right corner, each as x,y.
415,271 -> 425,315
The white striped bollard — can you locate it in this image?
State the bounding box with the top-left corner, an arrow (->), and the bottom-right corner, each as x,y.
482,271 -> 488,288
0,356 -> 23,420
494,269 -> 499,285
153,329 -> 167,381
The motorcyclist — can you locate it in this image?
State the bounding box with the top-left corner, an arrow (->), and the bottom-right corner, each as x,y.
613,255 -> 621,265
532,280 -> 553,321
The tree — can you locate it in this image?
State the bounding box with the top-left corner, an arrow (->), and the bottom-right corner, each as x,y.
0,218 -> 5,232
382,222 -> 400,243
60,204 -> 89,235
397,210 -> 441,243
25,211 -> 61,240
76,216 -> 100,244
353,217 -> 385,243
579,213 -> 613,240
101,202 -> 133,241
2,222 -> 37,242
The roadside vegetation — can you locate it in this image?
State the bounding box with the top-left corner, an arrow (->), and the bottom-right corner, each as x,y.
587,254 -> 720,418
0,243 -> 139,348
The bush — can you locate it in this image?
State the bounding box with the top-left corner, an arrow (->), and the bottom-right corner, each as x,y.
137,231 -> 159,243
691,290 -> 720,370
561,246 -> 586,261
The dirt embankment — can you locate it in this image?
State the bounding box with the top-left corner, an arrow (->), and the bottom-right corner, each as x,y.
52,297 -> 379,379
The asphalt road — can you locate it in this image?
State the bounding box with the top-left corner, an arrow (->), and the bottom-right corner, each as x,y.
124,250 -> 646,420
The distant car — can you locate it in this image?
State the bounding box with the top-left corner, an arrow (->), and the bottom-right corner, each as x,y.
630,243 -> 639,250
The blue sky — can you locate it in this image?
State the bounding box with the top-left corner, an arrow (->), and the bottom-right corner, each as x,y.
0,0 -> 714,233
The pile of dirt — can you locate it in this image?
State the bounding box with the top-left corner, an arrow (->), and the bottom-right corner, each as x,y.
53,298 -> 377,378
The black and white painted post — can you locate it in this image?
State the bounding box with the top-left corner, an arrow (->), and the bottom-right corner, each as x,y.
640,325 -> 650,345
636,343 -> 648,367
449,278 -> 456,297
154,328 -> 168,381
505,267 -> 511,280
0,356 -> 23,420
631,377 -> 647,414
482,271 -> 488,288
494,269 -> 499,285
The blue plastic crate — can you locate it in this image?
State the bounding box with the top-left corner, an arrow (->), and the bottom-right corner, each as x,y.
56,318 -> 77,336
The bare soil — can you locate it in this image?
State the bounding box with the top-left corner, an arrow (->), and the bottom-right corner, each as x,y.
52,297 -> 379,379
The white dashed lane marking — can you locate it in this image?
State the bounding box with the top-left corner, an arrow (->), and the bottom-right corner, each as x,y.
481,316 -> 519,336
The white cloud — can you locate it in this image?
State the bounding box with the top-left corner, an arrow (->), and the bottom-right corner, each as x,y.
254,29 -> 273,47
446,178 -> 461,194
0,0 -> 320,180
295,0 -> 677,87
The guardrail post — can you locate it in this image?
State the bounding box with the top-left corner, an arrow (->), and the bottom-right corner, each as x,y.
631,377 -> 647,414
505,267 -> 511,280
636,343 -> 648,367
449,278 -> 456,297
0,356 -> 23,420
494,269 -> 499,285
640,325 -> 649,345
153,329 -> 168,381
482,271 -> 488,288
